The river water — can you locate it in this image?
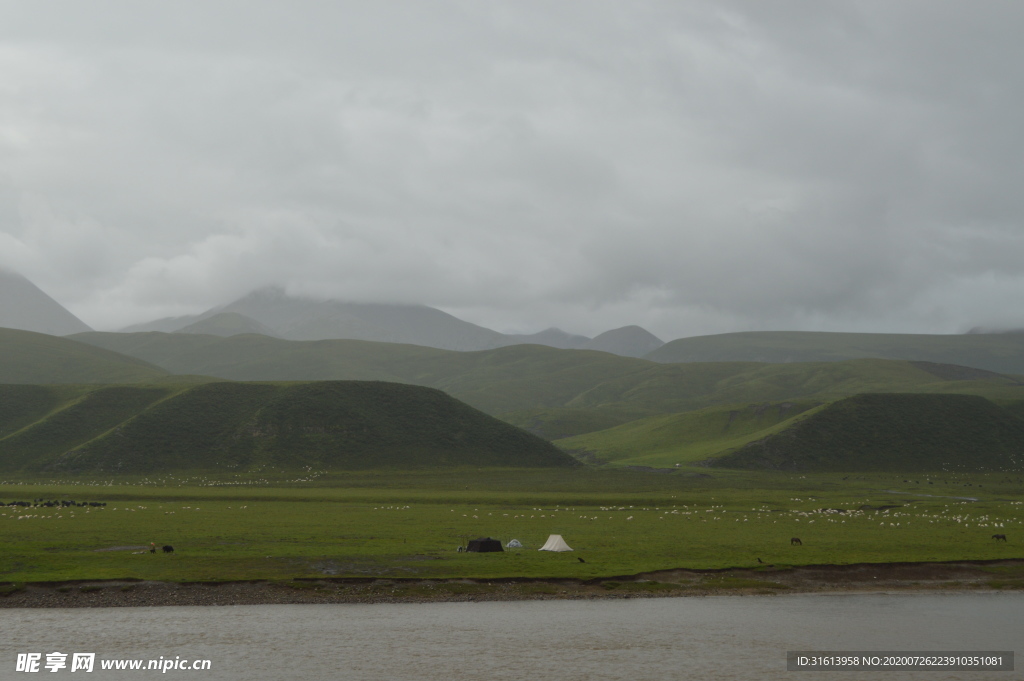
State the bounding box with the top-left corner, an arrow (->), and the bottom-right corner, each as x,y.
1,592 -> 1020,680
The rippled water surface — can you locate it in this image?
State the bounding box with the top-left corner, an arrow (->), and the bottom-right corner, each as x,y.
1,592 -> 1020,680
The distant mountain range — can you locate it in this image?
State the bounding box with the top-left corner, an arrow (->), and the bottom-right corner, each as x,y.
6,271 -> 1024,372
0,272 -> 666,356
118,286 -> 666,357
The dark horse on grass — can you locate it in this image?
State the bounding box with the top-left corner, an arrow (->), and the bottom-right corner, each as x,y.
992,534 -> 1008,542
790,537 -> 802,546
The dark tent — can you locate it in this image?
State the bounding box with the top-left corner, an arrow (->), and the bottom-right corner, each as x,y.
466,537 -> 503,553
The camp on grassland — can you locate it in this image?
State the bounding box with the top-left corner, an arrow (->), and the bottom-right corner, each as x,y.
538,535 -> 573,552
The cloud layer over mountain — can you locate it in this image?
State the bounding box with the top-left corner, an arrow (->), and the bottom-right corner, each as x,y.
2,1 -> 1023,337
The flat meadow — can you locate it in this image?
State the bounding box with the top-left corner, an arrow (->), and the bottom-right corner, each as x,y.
1,468 -> 1022,585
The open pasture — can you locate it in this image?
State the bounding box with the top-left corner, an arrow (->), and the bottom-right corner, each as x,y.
1,470 -> 1022,584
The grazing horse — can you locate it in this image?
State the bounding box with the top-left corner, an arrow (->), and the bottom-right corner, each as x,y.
992,534 -> 1008,542
790,537 -> 802,546
162,545 -> 175,553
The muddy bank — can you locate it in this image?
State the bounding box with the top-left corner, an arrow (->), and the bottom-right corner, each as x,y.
2,560 -> 1022,608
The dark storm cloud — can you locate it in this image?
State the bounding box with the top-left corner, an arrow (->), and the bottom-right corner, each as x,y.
1,1 -> 1022,337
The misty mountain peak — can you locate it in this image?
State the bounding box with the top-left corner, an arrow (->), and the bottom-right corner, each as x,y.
0,270 -> 92,336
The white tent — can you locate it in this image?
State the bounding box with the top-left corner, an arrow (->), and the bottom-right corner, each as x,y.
506,539 -> 523,548
538,534 -> 573,552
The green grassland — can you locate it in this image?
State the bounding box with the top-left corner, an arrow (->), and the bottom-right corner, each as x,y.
0,471 -> 1021,584
4,330 -> 1024,586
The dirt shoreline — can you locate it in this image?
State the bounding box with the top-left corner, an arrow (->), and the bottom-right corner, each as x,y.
2,559 -> 1022,608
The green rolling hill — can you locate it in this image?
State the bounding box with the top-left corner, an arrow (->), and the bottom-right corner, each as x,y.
67,332 -> 1024,439
0,385 -> 175,472
0,381 -> 576,474
647,330 -> 1024,374
556,393 -> 1024,473
709,393 -> 1024,473
555,400 -> 822,468
0,384 -> 80,438
4,329 -> 1024,475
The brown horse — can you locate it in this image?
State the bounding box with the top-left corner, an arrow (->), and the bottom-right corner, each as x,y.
790,537 -> 802,546
992,534 -> 1008,542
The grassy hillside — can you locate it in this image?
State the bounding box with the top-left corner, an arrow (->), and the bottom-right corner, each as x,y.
0,328 -> 170,384
648,330 -> 1024,375
0,386 -> 175,471
711,393 -> 1024,472
555,401 -> 822,468
1,381 -> 576,474
0,384 -> 70,438
69,332 -> 1024,438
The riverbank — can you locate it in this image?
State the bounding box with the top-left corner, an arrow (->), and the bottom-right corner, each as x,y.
2,559 -> 1022,608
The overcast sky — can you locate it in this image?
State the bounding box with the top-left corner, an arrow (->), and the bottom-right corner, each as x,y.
2,1 -> 1023,338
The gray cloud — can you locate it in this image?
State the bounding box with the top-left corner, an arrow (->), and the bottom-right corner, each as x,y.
2,1 -> 1023,338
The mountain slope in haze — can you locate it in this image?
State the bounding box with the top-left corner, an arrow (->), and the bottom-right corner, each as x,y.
0,381 -> 577,474
0,328 -> 171,384
176,312 -> 278,337
647,330 -> 1024,375
124,287 -> 512,350
503,327 -> 591,349
70,331 -> 1024,437
709,393 -> 1024,472
0,270 -> 91,335
585,325 -> 664,357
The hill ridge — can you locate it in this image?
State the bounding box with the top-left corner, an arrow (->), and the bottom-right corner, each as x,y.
67,331 -> 1024,440
0,381 -> 577,474
709,393 -> 1024,472
647,329 -> 1024,375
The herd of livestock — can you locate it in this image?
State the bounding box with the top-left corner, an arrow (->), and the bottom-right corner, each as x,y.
3,498 -> 179,553
3,498 -> 107,508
